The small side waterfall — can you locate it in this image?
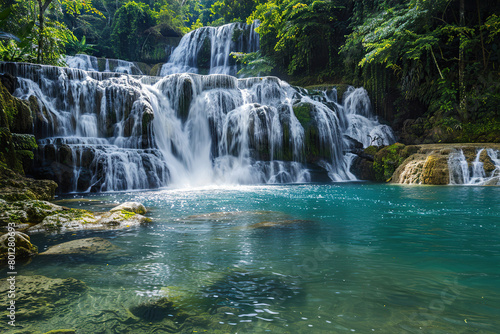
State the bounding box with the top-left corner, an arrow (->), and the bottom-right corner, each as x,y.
448,148 -> 500,185
1,61 -> 395,191
160,22 -> 260,77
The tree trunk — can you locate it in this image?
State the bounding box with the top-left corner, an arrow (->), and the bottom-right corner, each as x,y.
459,0 -> 466,119
36,0 -> 53,64
37,0 -> 43,63
476,0 -> 486,71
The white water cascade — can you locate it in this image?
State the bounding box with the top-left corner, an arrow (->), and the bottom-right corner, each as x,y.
0,21 -> 396,192
66,54 -> 143,75
448,149 -> 500,185
0,61 -> 395,192
160,22 -> 260,77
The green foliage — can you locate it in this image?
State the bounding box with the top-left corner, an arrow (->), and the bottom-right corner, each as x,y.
232,51 -> 275,77
373,143 -> 406,182
250,0 -> 345,76
66,34 -> 95,54
210,0 -> 258,24
111,1 -> 154,60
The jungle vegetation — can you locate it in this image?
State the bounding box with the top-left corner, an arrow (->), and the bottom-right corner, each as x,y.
1,0 -> 499,143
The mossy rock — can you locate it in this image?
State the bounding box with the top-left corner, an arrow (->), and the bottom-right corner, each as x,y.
129,297 -> 178,321
0,164 -> 58,202
0,80 -> 33,133
479,149 -> 496,173
292,102 -> 313,128
373,143 -> 408,182
0,231 -> 38,262
197,37 -> 211,69
11,200 -> 64,225
110,202 -> 147,215
364,145 -> 379,156
150,63 -> 165,76
134,62 -> 152,75
27,209 -> 97,233
0,128 -> 23,174
422,154 -> 449,185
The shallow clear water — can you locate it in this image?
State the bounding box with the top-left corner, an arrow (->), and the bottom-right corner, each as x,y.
4,184 -> 500,333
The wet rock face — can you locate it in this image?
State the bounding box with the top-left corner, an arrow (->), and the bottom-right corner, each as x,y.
387,144 -> 500,185
0,164 -> 57,202
0,275 -> 87,320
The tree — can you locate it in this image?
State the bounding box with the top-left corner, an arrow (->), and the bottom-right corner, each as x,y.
35,0 -> 101,63
110,1 -> 154,60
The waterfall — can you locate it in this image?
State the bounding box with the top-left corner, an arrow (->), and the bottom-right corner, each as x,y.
1,62 -> 394,192
1,61 -> 394,191
66,54 -> 143,75
160,22 -> 260,77
448,149 -> 500,185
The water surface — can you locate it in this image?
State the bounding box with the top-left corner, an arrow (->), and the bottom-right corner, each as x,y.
6,184 -> 500,333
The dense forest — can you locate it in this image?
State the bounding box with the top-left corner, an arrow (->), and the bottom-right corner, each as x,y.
1,0 -> 500,144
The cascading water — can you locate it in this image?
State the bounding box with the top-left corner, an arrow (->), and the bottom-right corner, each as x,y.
1,61 -> 395,192
66,54 -> 143,75
448,148 -> 500,185
160,22 -> 260,77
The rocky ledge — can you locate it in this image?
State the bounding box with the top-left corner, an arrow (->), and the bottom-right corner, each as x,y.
0,164 -> 57,202
0,201 -> 150,262
352,143 -> 500,185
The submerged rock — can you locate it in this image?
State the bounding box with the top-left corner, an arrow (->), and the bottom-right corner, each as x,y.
40,237 -> 119,256
0,275 -> 87,320
129,297 -> 184,322
248,219 -> 313,229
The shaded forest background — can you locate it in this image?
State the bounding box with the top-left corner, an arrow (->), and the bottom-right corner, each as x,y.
1,0 -> 500,144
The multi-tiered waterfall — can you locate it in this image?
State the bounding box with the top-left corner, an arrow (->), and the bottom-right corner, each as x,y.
0,23 -> 395,192
160,22 -> 260,76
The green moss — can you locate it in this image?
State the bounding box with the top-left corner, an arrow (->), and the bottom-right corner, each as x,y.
150,63 -> 164,76
293,103 -> 313,127
120,210 -> 137,219
364,145 -> 379,156
231,28 -> 244,42
197,37 -> 211,69
373,143 -> 408,182
12,133 -> 38,150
